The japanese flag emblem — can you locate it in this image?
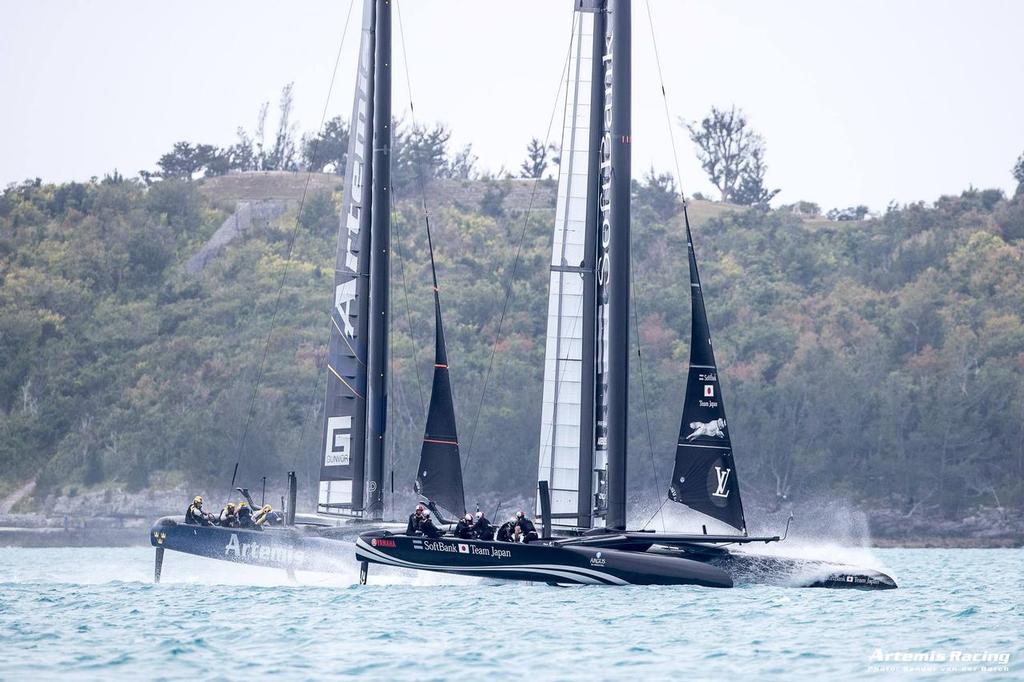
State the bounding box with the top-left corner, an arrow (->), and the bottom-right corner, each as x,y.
704,384 -> 714,398
458,543 -> 469,554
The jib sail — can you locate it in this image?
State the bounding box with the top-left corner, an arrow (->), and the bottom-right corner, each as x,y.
414,251 -> 466,521
318,0 -> 377,516
667,212 -> 747,533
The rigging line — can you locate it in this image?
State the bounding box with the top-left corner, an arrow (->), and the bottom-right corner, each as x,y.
290,361 -> 324,493
630,235 -> 666,532
644,0 -> 688,201
393,0 -> 435,421
390,186 -> 426,418
229,0 -> 356,491
462,9 -> 579,477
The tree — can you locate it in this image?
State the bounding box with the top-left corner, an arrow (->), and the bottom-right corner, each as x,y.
1013,151 -> 1024,197
520,138 -> 549,178
683,106 -> 778,205
156,142 -> 218,180
731,147 -> 780,207
302,116 -> 349,173
392,122 -> 452,191
633,168 -> 680,220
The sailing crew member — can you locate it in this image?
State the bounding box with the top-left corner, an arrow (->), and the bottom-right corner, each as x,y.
237,501 -> 257,529
185,496 -> 213,526
406,503 -> 427,535
495,518 -> 516,543
514,510 -> 538,543
418,509 -> 443,538
218,502 -> 238,527
454,513 -> 475,539
253,504 -> 274,526
472,511 -> 493,540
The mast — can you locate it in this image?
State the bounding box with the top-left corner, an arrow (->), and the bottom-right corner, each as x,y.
364,0 -> 391,521
318,0 -> 376,517
604,0 -> 631,530
577,3 -> 606,528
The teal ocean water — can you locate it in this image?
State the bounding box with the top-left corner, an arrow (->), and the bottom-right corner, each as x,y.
0,546 -> 1019,680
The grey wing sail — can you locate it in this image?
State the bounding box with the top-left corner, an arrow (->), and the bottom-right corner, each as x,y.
318,0 -> 376,517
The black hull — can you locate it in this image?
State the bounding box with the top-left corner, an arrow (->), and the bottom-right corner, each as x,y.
149,517 -> 398,574
354,531 -> 734,587
356,531 -> 897,590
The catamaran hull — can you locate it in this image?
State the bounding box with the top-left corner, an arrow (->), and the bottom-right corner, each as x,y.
708,551 -> 898,590
354,531 -> 733,587
149,517 -> 398,575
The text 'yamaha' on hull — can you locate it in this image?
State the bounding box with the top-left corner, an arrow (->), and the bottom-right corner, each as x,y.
354,531 -> 733,587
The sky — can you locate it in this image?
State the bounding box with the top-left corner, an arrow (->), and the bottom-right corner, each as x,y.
1,0 -> 1022,211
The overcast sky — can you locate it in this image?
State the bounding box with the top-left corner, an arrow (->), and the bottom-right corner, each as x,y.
2,0 -> 1022,210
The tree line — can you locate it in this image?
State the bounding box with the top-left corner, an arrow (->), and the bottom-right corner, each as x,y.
2,145 -> 1023,519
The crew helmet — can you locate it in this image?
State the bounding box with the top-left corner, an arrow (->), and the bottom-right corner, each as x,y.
415,503 -> 426,514
475,511 -> 483,520
193,495 -> 203,507
464,513 -> 473,522
515,510 -> 524,519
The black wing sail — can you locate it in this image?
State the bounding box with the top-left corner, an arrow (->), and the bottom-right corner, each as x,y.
414,243 -> 466,520
667,211 -> 747,533
318,0 -> 376,516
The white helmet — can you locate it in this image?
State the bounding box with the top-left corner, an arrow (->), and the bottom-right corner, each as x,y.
464,513 -> 473,522
475,511 -> 483,520
422,509 -> 431,517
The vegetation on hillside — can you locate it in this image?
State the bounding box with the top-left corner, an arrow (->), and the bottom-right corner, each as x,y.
2,160 -> 1023,517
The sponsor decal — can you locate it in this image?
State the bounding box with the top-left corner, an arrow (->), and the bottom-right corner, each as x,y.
703,384 -> 714,398
412,539 -> 511,560
224,533 -> 305,565
370,537 -> 396,548
686,418 -> 727,441
590,550 -> 607,567
712,466 -> 732,498
325,415 -> 352,466
867,649 -> 1010,674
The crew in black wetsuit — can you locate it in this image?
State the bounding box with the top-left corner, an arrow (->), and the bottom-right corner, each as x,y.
495,519 -> 516,542
238,502 -> 259,529
418,510 -> 442,538
185,496 -> 213,526
406,503 -> 427,535
454,513 -> 475,539
514,510 -> 539,543
472,511 -> 493,540
218,502 -> 238,527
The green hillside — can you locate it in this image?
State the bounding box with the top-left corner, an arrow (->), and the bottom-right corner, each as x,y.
1,172 -> 1022,519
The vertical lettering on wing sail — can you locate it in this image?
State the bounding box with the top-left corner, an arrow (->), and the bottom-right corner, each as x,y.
319,0 -> 376,516
667,216 -> 747,533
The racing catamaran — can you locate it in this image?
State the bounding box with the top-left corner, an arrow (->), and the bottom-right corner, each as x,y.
150,0 -> 406,580
355,0 -> 896,589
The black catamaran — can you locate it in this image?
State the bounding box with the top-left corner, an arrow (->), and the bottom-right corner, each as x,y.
356,0 -> 896,589
150,0 -> 406,580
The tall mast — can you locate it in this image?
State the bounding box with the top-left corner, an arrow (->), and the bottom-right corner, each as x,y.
576,2 -> 607,528
605,0 -> 631,530
365,0 -> 391,521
